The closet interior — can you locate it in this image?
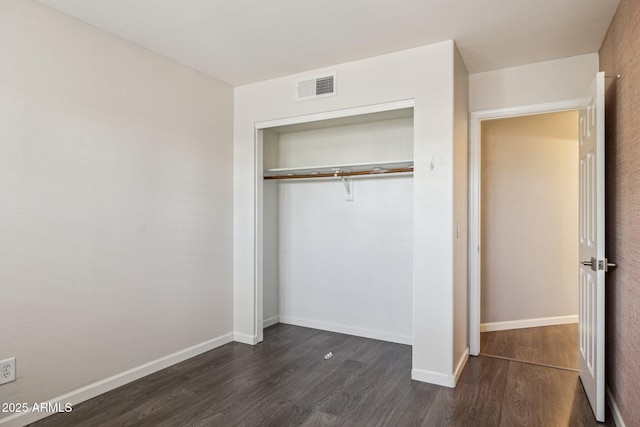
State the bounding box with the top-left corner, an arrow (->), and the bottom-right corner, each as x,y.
261,107 -> 415,345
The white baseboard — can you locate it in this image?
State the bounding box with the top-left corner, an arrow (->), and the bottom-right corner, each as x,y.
411,368 -> 455,388
411,346 -> 469,389
233,332 -> 260,345
607,386 -> 627,427
263,316 -> 279,328
454,347 -> 470,384
480,315 -> 578,332
279,316 -> 412,345
0,333 -> 234,427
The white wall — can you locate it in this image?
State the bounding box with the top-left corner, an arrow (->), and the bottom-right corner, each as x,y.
265,117 -> 414,169
470,53 -> 599,112
277,177 -> 413,343
481,112 -> 579,325
235,41 -> 468,387
0,1 -> 234,422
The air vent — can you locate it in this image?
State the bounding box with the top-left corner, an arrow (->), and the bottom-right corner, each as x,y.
296,73 -> 336,101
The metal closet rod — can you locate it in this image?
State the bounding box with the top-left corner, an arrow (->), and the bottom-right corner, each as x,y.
264,166 -> 414,180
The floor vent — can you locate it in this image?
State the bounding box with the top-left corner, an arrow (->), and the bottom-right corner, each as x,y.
296,73 -> 336,101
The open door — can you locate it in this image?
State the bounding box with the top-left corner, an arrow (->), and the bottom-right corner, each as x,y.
578,71 -> 612,422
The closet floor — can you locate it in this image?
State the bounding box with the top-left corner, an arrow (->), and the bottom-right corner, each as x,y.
480,323 -> 579,370
31,323 -> 609,426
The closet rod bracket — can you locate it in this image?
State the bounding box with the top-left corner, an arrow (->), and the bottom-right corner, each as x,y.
335,171 -> 354,201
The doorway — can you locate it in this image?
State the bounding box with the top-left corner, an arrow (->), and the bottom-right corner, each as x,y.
469,102 -> 582,371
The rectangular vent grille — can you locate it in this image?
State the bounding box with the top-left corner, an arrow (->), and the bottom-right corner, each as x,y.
315,76 -> 334,95
296,73 -> 336,101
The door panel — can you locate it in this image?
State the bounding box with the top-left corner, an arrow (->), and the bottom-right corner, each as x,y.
578,72 -> 606,422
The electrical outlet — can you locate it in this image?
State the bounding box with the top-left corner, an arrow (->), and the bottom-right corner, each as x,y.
0,357 -> 16,385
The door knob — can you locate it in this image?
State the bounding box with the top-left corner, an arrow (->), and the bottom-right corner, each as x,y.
604,260 -> 616,272
581,257 -> 616,272
581,257 -> 597,271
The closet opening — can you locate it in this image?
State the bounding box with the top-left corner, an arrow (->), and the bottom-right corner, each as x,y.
256,104 -> 415,346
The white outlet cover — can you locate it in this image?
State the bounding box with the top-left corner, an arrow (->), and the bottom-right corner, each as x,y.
0,357 -> 16,385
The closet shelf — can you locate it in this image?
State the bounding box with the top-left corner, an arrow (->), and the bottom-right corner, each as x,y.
264,160 -> 414,180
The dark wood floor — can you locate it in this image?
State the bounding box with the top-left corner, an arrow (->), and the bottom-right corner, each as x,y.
31,324 -> 610,426
480,323 -> 579,370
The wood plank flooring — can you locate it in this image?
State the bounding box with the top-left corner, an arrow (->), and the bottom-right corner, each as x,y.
480,323 -> 579,370
30,324 -> 610,426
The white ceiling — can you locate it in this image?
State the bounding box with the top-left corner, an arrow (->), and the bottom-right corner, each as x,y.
36,0 -> 619,86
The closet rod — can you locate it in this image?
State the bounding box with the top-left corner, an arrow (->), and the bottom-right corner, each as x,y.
264,166 -> 414,180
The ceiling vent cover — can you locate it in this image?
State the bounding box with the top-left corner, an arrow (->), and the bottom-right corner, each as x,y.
296,73 -> 336,101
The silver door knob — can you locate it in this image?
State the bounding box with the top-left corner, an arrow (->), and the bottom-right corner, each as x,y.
581,257 -> 597,271
580,257 -> 616,272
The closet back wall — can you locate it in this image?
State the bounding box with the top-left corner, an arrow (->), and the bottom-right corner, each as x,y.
263,117 -> 414,344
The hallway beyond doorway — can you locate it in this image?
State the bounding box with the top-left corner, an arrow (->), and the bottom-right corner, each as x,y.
480,324 -> 578,371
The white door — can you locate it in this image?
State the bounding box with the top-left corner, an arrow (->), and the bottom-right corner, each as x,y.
578,71 -> 611,422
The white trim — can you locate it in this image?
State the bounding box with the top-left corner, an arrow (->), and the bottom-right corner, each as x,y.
454,347 -> 470,383
471,99 -> 583,122
0,333 -> 233,427
480,315 -> 578,332
411,368 -> 455,388
279,316 -> 412,345
255,99 -> 415,129
263,316 -> 280,328
468,99 -> 583,356
607,386 -> 627,427
411,347 -> 468,388
254,127 -> 264,345
233,332 -> 260,345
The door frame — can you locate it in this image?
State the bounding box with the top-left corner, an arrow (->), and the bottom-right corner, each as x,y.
468,99 -> 583,356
